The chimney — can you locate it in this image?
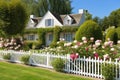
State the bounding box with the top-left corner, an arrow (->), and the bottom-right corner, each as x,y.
78,9 -> 86,14
30,15 -> 35,18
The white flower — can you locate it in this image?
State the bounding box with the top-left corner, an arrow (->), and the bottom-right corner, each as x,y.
67,42 -> 72,46
93,51 -> 96,54
60,38 -> 65,41
117,40 -> 120,44
57,46 -> 61,49
80,42 -> 83,45
57,42 -> 60,44
104,42 -> 109,46
95,42 -> 101,46
82,37 -> 87,41
64,43 -> 67,46
110,48 -> 115,51
95,40 -> 101,43
73,45 -> 78,49
93,44 -> 96,48
0,43 -> 3,48
83,40 -> 87,43
107,38 -> 110,41
73,40 -> 77,43
62,38 -> 65,41
90,37 -> 94,41
14,43 -> 17,45
103,54 -> 109,58
102,46 -> 105,49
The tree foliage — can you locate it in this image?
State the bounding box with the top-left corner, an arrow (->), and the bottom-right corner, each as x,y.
22,0 -> 72,17
85,11 -> 92,20
75,20 -> 103,41
0,0 -> 28,36
108,8 -> 120,28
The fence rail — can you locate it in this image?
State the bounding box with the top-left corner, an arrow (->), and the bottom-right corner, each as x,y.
0,50 -> 120,80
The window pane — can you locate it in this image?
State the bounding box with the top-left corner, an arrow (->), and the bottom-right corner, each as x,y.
27,35 -> 35,40
64,33 -> 72,42
45,19 -> 54,26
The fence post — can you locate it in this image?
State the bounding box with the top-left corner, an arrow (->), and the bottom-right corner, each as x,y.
67,54 -> 70,73
47,52 -> 50,67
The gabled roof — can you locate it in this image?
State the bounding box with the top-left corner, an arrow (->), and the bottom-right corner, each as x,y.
30,11 -> 83,26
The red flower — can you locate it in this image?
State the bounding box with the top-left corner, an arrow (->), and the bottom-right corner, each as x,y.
94,53 -> 99,59
70,53 -> 79,60
85,47 -> 89,52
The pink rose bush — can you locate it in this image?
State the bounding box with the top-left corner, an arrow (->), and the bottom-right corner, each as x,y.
0,37 -> 24,50
45,37 -> 120,60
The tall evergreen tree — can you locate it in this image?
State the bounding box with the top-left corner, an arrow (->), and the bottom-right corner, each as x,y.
22,0 -> 72,16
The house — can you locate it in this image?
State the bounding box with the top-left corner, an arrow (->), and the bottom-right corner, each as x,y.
25,9 -> 86,46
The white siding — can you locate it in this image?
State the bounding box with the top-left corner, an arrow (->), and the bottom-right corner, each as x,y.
36,11 -> 62,28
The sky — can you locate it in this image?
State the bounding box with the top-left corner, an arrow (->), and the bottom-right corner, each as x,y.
71,0 -> 120,18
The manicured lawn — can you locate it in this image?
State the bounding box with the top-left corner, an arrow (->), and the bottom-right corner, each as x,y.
0,61 -> 94,80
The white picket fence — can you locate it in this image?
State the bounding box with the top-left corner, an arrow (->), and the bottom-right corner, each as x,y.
0,50 -> 120,80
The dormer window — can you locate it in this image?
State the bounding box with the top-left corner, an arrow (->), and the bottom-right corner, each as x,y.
63,15 -> 73,25
67,19 -> 70,24
45,19 -> 54,26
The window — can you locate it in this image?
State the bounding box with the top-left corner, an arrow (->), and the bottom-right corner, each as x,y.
45,19 -> 54,26
64,33 -> 73,42
27,35 -> 35,40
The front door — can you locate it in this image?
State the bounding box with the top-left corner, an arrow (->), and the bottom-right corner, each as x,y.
46,33 -> 53,46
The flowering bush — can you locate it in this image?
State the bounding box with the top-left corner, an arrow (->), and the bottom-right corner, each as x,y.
34,37 -> 120,60
0,37 -> 24,50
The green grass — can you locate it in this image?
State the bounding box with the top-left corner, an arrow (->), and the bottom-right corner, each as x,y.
0,62 -> 93,80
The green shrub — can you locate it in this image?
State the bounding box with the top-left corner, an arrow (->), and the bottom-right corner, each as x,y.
102,63 -> 116,80
116,27 -> 120,40
22,43 -> 30,51
52,58 -> 65,72
75,20 -> 103,41
50,42 -> 57,48
106,28 -> 118,44
32,41 -> 42,49
3,53 -> 11,60
24,41 -> 33,49
21,55 -> 30,65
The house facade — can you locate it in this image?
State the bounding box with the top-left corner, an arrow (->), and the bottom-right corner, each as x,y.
25,9 -> 86,46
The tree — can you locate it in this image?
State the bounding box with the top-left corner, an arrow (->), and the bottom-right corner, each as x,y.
85,11 -> 92,20
108,8 -> 120,28
21,0 -> 40,16
0,0 -> 9,33
101,17 -> 110,31
93,16 -> 100,23
22,0 -> 72,17
0,0 -> 28,36
75,20 -> 103,41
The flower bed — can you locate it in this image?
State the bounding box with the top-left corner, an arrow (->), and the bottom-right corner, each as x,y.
37,37 -> 120,60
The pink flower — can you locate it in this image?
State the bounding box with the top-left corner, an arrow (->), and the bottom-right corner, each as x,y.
103,54 -> 109,60
70,53 -> 79,60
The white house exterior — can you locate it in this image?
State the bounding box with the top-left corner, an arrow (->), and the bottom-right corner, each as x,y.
25,9 -> 86,46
